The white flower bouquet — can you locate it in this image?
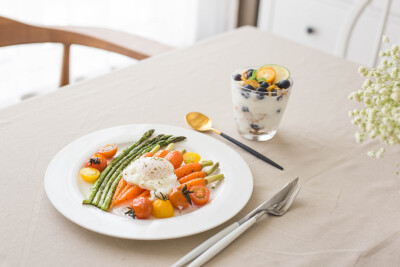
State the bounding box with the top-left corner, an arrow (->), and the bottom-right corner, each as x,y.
348,36 -> 400,162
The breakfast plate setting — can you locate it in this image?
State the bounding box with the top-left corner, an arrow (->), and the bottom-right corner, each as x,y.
45,124 -> 253,240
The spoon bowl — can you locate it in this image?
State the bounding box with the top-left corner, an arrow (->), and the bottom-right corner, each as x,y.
185,112 -> 219,134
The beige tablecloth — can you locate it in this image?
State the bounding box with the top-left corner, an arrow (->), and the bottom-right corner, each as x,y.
1,27 -> 400,266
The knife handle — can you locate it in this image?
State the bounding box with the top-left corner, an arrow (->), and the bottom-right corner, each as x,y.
187,216 -> 258,267
171,222 -> 239,267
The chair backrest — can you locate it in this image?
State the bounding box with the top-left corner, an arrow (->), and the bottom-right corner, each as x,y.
0,16 -> 173,86
0,16 -> 70,47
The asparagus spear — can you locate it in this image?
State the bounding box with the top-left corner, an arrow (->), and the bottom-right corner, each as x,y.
82,129 -> 154,204
100,135 -> 186,210
95,135 -> 169,206
91,135 -> 165,206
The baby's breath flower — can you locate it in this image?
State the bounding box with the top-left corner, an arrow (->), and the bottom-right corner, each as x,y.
382,35 -> 389,43
349,36 -> 400,159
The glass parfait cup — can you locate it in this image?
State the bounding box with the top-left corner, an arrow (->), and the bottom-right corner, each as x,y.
231,68 -> 293,141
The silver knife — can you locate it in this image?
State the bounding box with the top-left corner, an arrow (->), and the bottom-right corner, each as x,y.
171,177 -> 299,267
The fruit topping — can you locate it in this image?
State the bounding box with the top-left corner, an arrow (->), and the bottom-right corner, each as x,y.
259,64 -> 290,83
256,67 -> 276,83
247,69 -> 254,77
277,79 -> 291,89
259,82 -> 269,88
247,79 -> 260,89
271,89 -> 278,96
233,74 -> 242,81
244,84 -> 254,90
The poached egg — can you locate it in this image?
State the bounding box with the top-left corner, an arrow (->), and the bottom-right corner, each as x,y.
122,156 -> 179,198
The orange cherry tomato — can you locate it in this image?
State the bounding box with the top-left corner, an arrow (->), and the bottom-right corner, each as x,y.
168,185 -> 192,209
130,197 -> 153,219
94,153 -> 107,160
190,185 -> 210,206
84,155 -> 107,172
97,144 -> 118,159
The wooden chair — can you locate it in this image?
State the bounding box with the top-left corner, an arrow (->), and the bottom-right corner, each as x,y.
0,16 -> 174,87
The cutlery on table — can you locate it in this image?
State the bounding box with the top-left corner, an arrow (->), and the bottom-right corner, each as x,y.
172,177 -> 300,267
185,112 -> 284,170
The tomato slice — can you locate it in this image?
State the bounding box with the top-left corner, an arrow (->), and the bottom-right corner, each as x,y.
84,155 -> 107,172
97,144 -> 118,159
80,167 -> 100,183
190,185 -> 210,205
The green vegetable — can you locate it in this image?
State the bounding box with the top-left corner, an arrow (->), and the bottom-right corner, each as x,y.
91,135 -> 163,205
82,129 -> 154,204
99,135 -> 186,211
96,135 -> 169,207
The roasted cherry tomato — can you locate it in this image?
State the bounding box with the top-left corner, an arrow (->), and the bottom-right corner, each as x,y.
183,152 -> 201,164
168,185 -> 192,209
94,153 -> 107,160
152,199 -> 174,218
190,185 -> 210,205
80,167 -> 100,183
84,155 -> 107,172
97,144 -> 118,159
130,197 -> 153,219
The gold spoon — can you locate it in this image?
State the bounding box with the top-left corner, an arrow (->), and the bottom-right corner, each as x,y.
185,112 -> 283,170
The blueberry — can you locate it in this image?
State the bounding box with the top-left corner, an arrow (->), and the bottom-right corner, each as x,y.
244,85 -> 254,90
233,74 -> 242,81
277,79 -> 291,89
250,123 -> 260,130
277,109 -> 281,113
247,69 -> 254,78
242,106 -> 249,112
256,94 -> 265,100
277,94 -> 284,101
241,91 -> 250,99
259,82 -> 269,88
271,89 -> 278,96
256,87 -> 267,92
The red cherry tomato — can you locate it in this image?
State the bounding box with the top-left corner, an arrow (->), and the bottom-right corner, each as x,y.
190,185 -> 210,206
169,186 -> 191,209
97,144 -> 118,159
130,197 -> 153,219
84,155 -> 107,172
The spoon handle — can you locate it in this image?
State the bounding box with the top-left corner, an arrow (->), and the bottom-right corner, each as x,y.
220,132 -> 283,170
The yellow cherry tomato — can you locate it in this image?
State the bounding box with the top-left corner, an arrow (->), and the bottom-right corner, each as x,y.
183,152 -> 201,164
80,167 -> 100,183
151,199 -> 174,218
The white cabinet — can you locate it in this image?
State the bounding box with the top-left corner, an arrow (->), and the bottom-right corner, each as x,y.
258,0 -> 400,66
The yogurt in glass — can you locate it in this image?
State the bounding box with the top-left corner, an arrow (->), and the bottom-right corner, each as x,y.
231,65 -> 293,141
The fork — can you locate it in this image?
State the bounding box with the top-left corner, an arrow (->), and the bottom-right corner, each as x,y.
187,185 -> 301,267
172,179 -> 301,267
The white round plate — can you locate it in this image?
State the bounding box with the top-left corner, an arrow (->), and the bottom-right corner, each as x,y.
45,124 -> 253,240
